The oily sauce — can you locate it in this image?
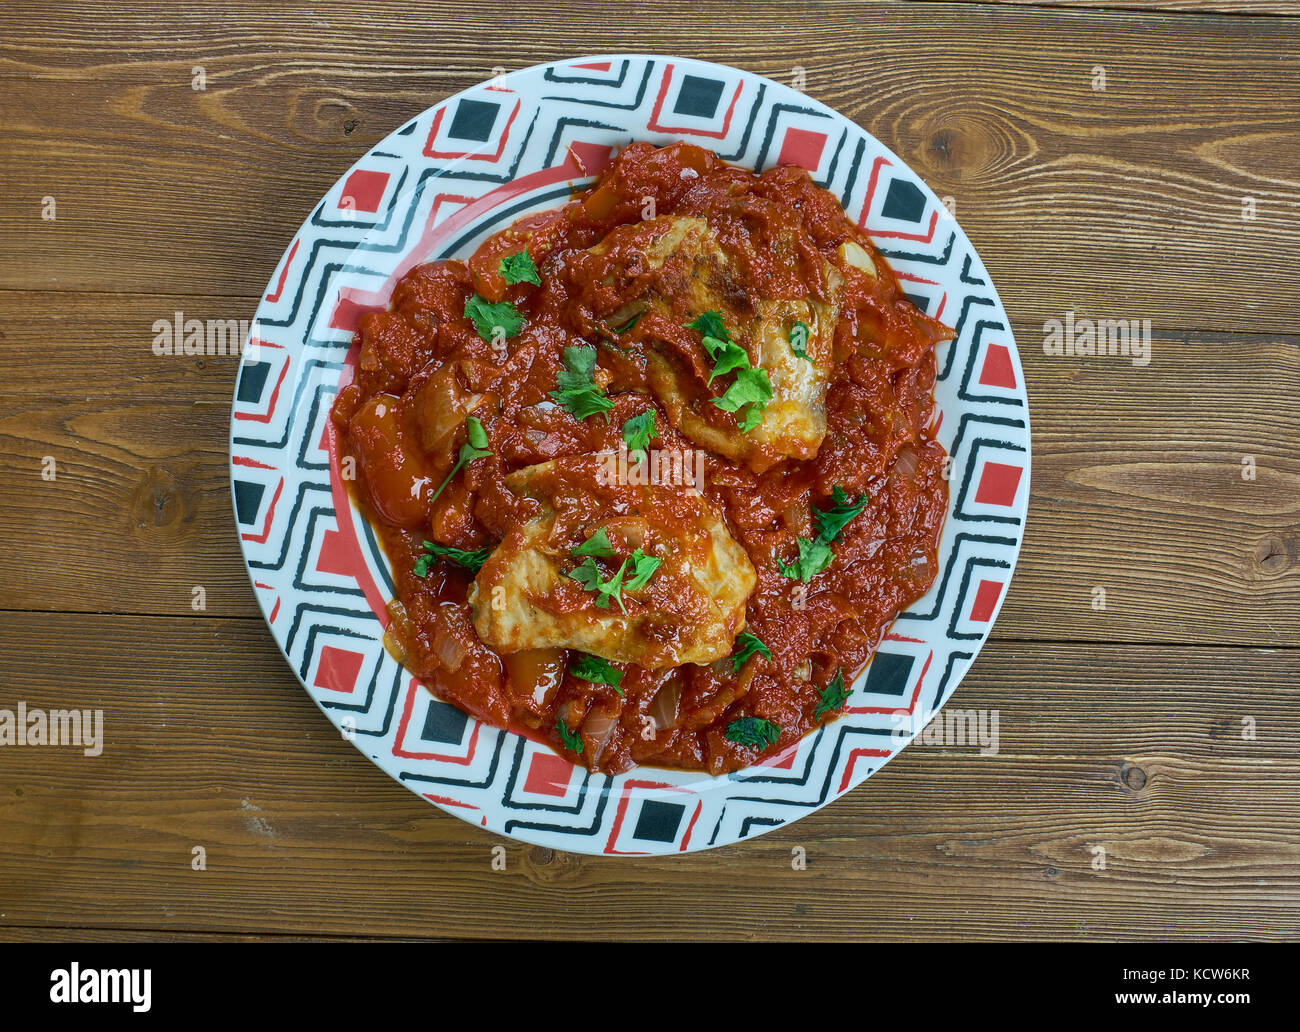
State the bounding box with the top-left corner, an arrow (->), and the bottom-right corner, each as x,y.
330,142 -> 951,775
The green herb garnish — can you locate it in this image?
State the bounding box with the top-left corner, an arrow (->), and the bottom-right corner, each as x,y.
775,535 -> 835,583
789,320 -> 812,362
555,720 -> 584,753
686,311 -> 749,385
704,335 -> 750,384
713,366 -> 772,433
685,312 -> 769,431
813,669 -> 851,720
570,653 -> 624,693
776,485 -> 868,583
567,556 -> 628,613
549,345 -> 615,421
573,527 -> 617,558
812,486 -> 868,544
622,410 -> 658,463
464,294 -> 524,342
684,311 -> 728,340
413,540 -> 493,577
498,249 -> 541,287
724,716 -> 782,750
730,631 -> 772,673
623,548 -> 662,592
429,415 -> 493,507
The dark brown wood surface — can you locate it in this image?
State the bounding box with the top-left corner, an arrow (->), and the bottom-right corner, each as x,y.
1,0 -> 1297,942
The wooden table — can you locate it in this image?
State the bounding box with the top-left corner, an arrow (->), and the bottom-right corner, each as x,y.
2,0 -> 1297,943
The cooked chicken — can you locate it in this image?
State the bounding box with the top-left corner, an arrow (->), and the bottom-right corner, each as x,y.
467,453 -> 756,668
589,215 -> 869,473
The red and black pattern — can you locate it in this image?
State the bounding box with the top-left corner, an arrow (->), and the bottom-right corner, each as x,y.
230,56 -> 1030,855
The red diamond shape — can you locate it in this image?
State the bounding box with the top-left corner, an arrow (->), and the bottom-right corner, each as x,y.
340,169 -> 390,214
778,128 -> 828,171
315,528 -> 356,578
969,579 -> 1003,622
522,751 -> 575,797
974,461 -> 1023,507
314,645 -> 365,694
979,343 -> 1017,389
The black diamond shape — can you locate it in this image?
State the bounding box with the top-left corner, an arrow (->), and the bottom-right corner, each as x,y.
632,799 -> 685,843
237,361 -> 271,403
904,291 -> 931,313
232,480 -> 265,526
448,99 -> 500,143
881,178 -> 927,224
863,652 -> 914,697
421,700 -> 468,745
673,75 -> 725,118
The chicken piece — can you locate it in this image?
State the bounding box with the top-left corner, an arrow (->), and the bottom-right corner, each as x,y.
590,215 -> 866,473
468,453 -> 756,668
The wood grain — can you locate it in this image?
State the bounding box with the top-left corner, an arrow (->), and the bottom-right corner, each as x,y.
0,290 -> 1295,644
969,1 -> 1300,13
1,4 -> 1299,332
0,612 -> 1295,941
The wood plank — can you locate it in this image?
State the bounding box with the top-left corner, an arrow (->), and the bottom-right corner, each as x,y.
0,614 -> 1295,941
966,1 -> 1300,13
0,926 -> 414,942
1,5 -> 1299,332
1,290 -> 1296,644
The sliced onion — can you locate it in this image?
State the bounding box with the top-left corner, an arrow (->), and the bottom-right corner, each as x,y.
381,626 -> 407,665
839,240 -> 877,278
893,445 -> 919,482
434,630 -> 467,672
583,705 -> 620,764
648,678 -> 682,731
382,599 -> 412,664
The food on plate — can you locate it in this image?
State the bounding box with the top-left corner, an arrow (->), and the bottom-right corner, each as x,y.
331,141 -> 952,775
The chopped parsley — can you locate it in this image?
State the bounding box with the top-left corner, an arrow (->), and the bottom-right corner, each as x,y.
789,320 -> 813,361
555,719 -> 584,753
685,312 -> 771,431
413,540 -> 492,577
549,345 -> 615,421
684,311 -> 727,339
813,669 -> 851,720
498,249 -> 541,287
724,716 -> 782,750
464,294 -> 524,342
775,535 -> 835,583
730,631 -> 772,673
713,366 -> 772,433
566,547 -> 660,612
622,410 -> 658,463
573,528 -> 617,558
776,485 -> 868,583
567,556 -> 628,613
570,653 -> 624,693
623,548 -> 662,592
812,486 -> 869,543
429,415 -> 493,506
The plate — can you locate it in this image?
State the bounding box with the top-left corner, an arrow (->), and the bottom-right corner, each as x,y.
229,55 -> 1030,855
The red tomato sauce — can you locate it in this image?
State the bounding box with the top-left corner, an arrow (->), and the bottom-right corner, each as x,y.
331,142 -> 951,775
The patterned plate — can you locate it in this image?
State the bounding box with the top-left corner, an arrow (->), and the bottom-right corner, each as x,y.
229,55 -> 1030,855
